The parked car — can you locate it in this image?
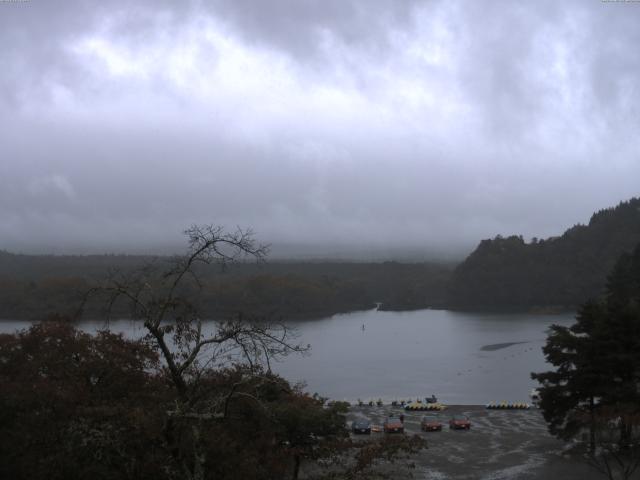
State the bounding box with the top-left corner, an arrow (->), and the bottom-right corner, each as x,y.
383,416 -> 404,433
449,414 -> 471,430
351,419 -> 372,435
420,414 -> 443,432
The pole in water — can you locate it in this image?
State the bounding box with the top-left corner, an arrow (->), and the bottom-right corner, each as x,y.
362,324 -> 365,331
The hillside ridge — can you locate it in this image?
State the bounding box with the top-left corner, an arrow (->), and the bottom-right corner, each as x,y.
448,197 -> 640,310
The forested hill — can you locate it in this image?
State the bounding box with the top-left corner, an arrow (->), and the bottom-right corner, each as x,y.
448,197 -> 640,311
0,252 -> 452,320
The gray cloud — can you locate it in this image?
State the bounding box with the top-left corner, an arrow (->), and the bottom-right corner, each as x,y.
1,0 -> 639,257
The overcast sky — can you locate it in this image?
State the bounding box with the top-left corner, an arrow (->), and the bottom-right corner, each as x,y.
1,0 -> 639,258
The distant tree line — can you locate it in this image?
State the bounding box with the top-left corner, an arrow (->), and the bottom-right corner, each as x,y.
448,198 -> 640,310
0,253 -> 452,320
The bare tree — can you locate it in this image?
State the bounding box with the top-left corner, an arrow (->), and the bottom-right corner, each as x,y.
83,225 -> 309,479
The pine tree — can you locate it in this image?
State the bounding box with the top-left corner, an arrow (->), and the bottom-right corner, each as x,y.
532,244 -> 640,454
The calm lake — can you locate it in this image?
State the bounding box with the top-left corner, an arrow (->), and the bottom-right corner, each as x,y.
0,308 -> 574,405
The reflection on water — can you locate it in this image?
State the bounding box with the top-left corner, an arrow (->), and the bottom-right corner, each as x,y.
480,341 -> 529,351
0,308 -> 574,405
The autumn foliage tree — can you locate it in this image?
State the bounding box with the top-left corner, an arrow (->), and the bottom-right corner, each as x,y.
0,319 -> 355,480
0,319 -> 168,480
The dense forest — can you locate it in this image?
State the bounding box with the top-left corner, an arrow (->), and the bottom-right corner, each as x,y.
448,197 -> 640,310
0,252 -> 452,320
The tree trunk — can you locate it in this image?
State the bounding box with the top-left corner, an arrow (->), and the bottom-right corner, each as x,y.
191,424 -> 206,480
292,454 -> 301,480
620,420 -> 632,448
589,396 -> 596,454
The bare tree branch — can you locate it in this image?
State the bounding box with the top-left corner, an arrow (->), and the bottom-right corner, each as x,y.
84,224 -> 304,400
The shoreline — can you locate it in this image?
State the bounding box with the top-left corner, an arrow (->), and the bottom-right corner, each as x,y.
343,404 -> 599,479
0,303 -> 577,324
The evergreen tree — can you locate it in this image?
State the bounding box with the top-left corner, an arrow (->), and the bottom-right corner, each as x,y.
531,300 -> 608,451
532,244 -> 640,472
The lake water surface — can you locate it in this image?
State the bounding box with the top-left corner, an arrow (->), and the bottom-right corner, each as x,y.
0,308 -> 574,405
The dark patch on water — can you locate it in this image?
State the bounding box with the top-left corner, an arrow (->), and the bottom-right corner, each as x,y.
480,341 -> 528,351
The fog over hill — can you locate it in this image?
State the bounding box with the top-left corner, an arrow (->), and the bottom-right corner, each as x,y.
1,1 -> 640,256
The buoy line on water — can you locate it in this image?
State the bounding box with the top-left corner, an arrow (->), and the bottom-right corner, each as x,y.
404,402 -> 447,411
354,397 -> 443,408
346,399 -> 533,410
486,401 -> 531,409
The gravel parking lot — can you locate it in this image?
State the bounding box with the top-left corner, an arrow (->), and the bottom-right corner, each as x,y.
346,405 -> 603,480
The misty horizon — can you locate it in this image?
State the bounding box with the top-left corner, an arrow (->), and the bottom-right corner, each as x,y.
0,196 -> 627,261
0,239 -> 467,261
2,1 -> 639,257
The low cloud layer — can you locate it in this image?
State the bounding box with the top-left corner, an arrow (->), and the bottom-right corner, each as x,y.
1,0 -> 639,257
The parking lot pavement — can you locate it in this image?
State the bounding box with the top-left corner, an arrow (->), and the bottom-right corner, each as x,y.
346,405 -> 602,480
